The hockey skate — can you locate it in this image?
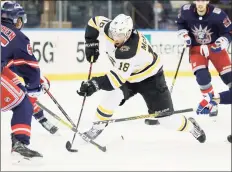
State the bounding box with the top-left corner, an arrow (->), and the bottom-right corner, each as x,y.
188,117 -> 206,143
39,117 -> 58,134
82,123 -> 108,140
11,134 -> 43,163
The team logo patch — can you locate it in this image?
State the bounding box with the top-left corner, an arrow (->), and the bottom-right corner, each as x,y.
183,4 -> 191,10
191,25 -> 213,45
4,97 -> 11,103
223,17 -> 231,28
27,44 -> 33,55
119,46 -> 130,52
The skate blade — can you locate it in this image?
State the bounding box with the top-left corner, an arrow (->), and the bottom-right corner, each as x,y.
11,152 -> 43,166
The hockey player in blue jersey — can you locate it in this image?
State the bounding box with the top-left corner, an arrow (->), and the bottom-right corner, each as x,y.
196,89 -> 232,143
1,1 -> 51,161
1,1 -> 58,135
176,0 -> 232,116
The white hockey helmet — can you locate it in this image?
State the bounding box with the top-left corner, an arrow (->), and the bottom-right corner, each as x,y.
109,14 -> 133,45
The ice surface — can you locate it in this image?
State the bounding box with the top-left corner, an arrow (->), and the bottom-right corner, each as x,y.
1,77 -> 231,171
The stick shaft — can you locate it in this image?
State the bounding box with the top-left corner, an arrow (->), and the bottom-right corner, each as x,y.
36,101 -> 77,132
93,108 -> 194,125
169,47 -> 186,93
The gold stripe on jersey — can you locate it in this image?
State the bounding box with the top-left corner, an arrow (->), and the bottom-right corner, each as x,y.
136,33 -> 143,54
104,34 -> 114,44
96,105 -> 113,120
107,70 -> 126,89
88,18 -> 99,30
128,57 -> 161,82
133,62 -> 151,74
95,16 -> 99,28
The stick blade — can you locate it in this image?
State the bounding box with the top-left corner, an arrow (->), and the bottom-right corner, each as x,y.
66,141 -> 78,152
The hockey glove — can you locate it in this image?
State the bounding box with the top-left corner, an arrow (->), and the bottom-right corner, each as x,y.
77,79 -> 100,97
40,75 -> 50,93
177,29 -> 191,46
211,37 -> 229,53
196,93 -> 218,115
85,39 -> 99,63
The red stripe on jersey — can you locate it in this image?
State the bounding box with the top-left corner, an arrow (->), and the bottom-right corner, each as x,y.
12,124 -> 31,130
13,130 -> 31,137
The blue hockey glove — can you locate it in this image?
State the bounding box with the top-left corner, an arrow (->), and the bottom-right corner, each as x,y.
196,93 -> 218,115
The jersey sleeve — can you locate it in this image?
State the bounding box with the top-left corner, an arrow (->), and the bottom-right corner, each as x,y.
175,4 -> 190,30
10,36 -> 41,90
85,16 -> 111,41
217,10 -> 232,43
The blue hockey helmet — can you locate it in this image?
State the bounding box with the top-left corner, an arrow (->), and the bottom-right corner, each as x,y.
1,1 -> 27,25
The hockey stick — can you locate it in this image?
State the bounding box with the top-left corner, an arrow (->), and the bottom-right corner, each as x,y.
36,101 -> 106,152
66,56 -> 94,153
169,46 -> 186,93
36,101 -> 77,132
93,108 -> 194,125
45,89 -> 76,128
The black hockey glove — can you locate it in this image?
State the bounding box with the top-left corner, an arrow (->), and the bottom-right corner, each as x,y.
77,79 -> 100,97
85,39 -> 99,63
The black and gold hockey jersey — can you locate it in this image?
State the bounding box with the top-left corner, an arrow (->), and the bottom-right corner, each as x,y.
86,16 -> 163,89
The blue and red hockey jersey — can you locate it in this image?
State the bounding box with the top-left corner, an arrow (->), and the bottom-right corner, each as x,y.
176,3 -> 232,46
1,20 -> 41,90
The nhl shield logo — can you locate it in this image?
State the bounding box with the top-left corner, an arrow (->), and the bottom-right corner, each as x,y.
191,25 -> 213,45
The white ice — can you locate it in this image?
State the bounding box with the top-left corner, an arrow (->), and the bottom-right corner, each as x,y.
1,77 -> 231,171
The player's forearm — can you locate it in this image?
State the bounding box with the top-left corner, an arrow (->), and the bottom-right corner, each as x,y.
93,75 -> 115,91
85,18 -> 100,41
16,66 -> 41,90
177,23 -> 187,31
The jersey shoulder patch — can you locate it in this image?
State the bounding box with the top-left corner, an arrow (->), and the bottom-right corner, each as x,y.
212,7 -> 221,14
115,30 -> 139,60
182,4 -> 191,10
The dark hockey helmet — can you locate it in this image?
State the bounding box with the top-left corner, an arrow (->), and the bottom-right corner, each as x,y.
1,1 -> 27,25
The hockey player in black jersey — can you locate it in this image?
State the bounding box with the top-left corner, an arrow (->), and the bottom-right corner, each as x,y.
77,14 -> 206,143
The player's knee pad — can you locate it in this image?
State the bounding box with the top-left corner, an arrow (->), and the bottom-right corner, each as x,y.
195,69 -> 214,94
195,69 -> 211,86
220,71 -> 232,89
11,96 -> 33,145
1,75 -> 25,111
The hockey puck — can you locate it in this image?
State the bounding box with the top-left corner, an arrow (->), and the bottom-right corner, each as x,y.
145,119 -> 160,125
66,141 -> 78,152
227,135 -> 231,143
121,135 -> 124,140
